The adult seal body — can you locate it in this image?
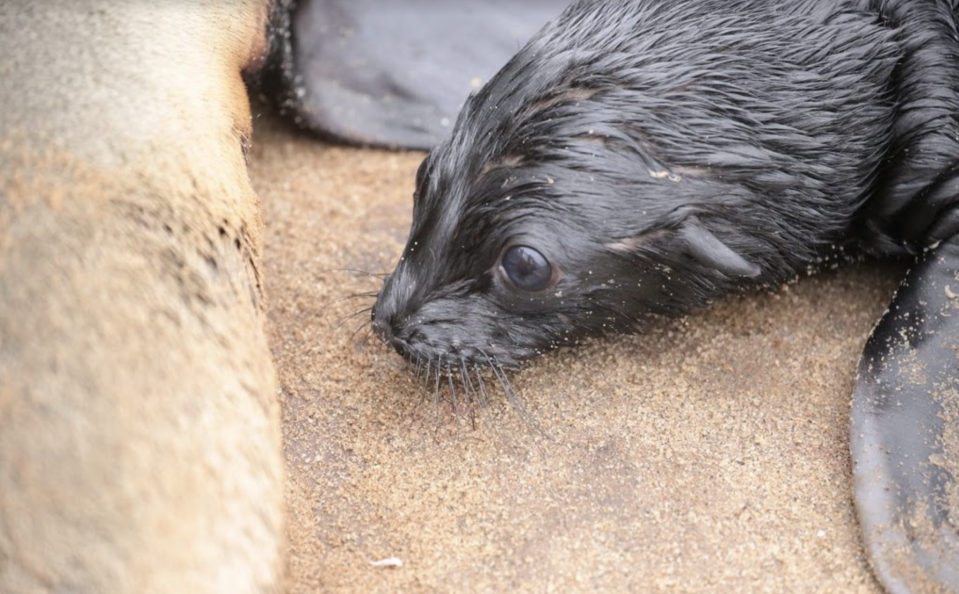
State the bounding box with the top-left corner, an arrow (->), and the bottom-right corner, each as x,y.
371,1 -> 959,593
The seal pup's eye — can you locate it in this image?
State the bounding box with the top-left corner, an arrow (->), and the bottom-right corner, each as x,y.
500,245 -> 554,292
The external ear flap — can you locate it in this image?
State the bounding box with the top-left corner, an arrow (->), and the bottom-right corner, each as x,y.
679,218 -> 761,278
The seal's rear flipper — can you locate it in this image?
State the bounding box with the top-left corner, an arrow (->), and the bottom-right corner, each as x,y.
852,239 -> 959,594
265,1 -> 568,150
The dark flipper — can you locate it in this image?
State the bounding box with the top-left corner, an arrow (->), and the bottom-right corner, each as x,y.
852,238 -> 959,594
269,0 -> 568,149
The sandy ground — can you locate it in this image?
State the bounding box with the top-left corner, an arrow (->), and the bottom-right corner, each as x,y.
248,111 -> 907,593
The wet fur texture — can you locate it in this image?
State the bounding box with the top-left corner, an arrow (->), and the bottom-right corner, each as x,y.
373,0 -> 959,370
0,2 -> 283,593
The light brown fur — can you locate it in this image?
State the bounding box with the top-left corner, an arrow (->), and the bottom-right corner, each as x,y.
0,2 -> 284,592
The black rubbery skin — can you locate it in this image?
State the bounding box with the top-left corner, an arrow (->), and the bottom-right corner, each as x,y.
267,0 -> 566,149
852,238 -> 959,594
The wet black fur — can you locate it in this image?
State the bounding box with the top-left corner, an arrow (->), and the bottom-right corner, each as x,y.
372,0 -> 959,369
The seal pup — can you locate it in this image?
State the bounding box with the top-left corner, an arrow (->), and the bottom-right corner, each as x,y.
370,1 -> 959,592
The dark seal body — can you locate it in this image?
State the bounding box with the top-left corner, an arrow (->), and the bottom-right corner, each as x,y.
372,2 -> 959,593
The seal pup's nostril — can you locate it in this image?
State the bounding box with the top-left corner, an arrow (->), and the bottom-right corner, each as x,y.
370,302 -> 396,341
370,303 -> 414,359
370,315 -> 390,341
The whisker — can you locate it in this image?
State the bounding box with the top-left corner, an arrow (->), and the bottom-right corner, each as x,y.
471,356 -> 512,441
331,308 -> 374,340
330,305 -> 374,334
422,356 -> 434,392
332,291 -> 379,305
347,305 -> 374,319
432,358 -> 443,403
349,319 -> 373,342
460,360 -> 478,430
322,267 -> 390,280
473,364 -> 491,412
485,354 -> 542,435
431,358 -> 444,430
446,362 -> 459,417
396,348 -> 547,436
